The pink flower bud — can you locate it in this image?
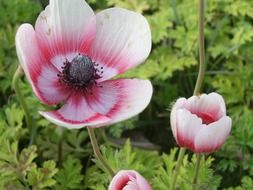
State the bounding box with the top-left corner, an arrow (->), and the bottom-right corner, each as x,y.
108,170 -> 152,190
170,92 -> 232,153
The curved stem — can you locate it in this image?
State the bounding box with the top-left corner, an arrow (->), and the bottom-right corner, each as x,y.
192,154 -> 202,190
87,127 -> 115,177
57,128 -> 64,167
171,148 -> 186,190
190,1 -> 205,189
193,0 -> 205,96
12,66 -> 36,144
171,1 -> 206,189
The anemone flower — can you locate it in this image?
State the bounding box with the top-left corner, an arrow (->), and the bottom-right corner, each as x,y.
170,92 -> 232,153
15,0 -> 152,129
109,170 -> 152,190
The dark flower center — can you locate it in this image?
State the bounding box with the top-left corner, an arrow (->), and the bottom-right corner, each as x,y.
58,54 -> 103,91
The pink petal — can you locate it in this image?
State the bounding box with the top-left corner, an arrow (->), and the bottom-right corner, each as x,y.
86,79 -> 152,127
194,116 -> 232,153
35,0 -> 96,61
176,109 -> 204,151
109,171 -> 131,190
123,182 -> 139,190
134,171 -> 152,190
39,93 -> 110,129
16,24 -> 69,105
109,170 -> 152,190
185,93 -> 226,123
170,98 -> 187,141
90,8 -> 151,81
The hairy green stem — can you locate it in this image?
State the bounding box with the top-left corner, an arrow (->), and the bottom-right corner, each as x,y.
87,127 -> 115,177
171,148 -> 186,190
12,66 -> 36,144
194,0 -> 205,96
192,154 -> 202,190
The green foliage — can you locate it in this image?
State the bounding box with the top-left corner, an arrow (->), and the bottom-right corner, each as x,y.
27,160 -> 58,189
153,149 -> 221,190
224,176 -> 253,190
85,140 -> 161,189
53,156 -> 84,190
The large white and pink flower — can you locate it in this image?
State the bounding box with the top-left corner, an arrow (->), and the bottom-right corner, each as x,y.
15,0 -> 152,129
109,170 -> 152,190
170,92 -> 232,153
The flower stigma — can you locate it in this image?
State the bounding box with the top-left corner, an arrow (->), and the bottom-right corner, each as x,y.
58,54 -> 103,92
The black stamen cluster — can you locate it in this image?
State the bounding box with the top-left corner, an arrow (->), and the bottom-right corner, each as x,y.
58,54 -> 102,91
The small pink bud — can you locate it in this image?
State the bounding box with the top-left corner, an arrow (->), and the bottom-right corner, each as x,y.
170,92 -> 232,153
108,170 -> 152,190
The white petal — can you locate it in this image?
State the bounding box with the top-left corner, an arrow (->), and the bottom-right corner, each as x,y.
87,79 -> 152,127
186,93 -> 226,122
16,24 -> 69,105
194,116 -> 232,153
35,0 -> 96,60
170,98 -> 187,141
90,8 -> 151,81
176,109 -> 203,150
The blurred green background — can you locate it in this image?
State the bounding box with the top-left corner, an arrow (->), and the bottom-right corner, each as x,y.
1,0 -> 253,189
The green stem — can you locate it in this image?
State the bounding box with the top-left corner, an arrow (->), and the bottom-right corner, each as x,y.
170,148 -> 186,190
192,154 -> 202,190
193,0 -> 205,96
191,1 -> 205,189
57,128 -> 64,167
171,1 -> 206,189
87,127 -> 115,177
12,66 -> 35,144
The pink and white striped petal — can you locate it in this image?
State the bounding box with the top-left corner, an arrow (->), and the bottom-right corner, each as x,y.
35,0 -> 96,61
185,93 -> 226,123
16,24 -> 69,105
39,93 -> 110,129
176,109 -> 204,150
90,8 -> 151,81
194,116 -> 232,153
86,79 -> 152,127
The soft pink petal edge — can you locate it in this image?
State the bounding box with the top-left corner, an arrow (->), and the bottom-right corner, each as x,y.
194,116 -> 232,153
108,170 -> 132,190
35,0 -> 96,62
39,93 -> 110,129
16,24 -> 69,105
90,7 -> 151,81
186,92 -> 226,120
108,170 -> 152,190
94,79 -> 153,127
170,98 -> 187,141
135,171 -> 153,190
175,109 -> 203,150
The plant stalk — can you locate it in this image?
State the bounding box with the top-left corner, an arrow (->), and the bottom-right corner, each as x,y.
57,128 -> 64,167
171,148 -> 186,190
171,0 -> 206,189
194,0 -> 205,96
12,66 -> 36,144
192,154 -> 202,190
87,127 -> 115,177
191,0 -> 205,188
